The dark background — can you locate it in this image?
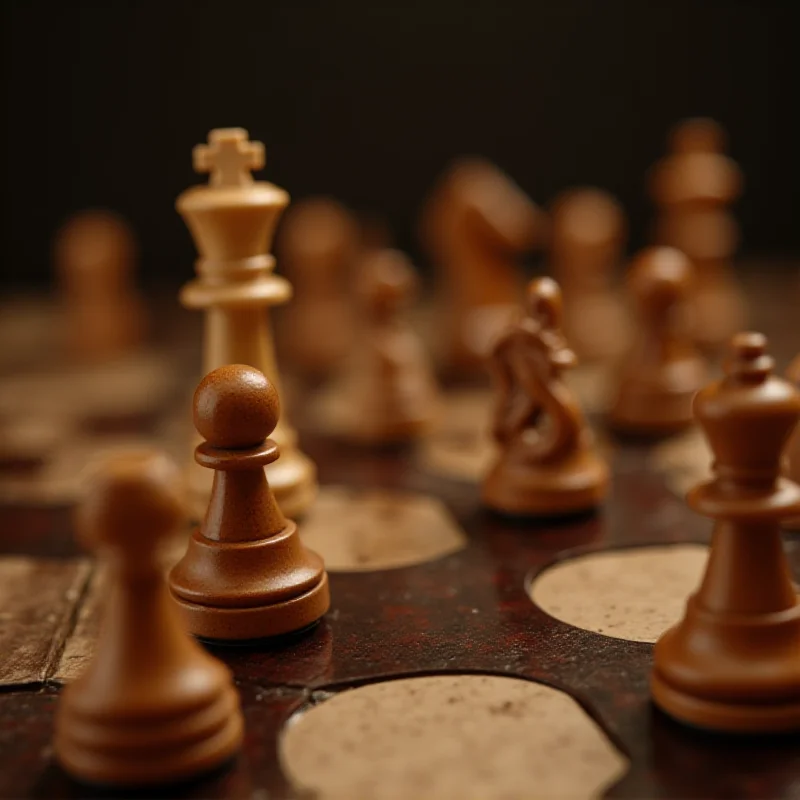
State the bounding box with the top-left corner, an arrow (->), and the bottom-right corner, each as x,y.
2,0 -> 799,288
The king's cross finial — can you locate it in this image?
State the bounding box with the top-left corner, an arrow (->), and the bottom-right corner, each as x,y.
193,128 -> 265,188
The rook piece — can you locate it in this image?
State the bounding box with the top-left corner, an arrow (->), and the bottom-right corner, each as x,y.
549,188 -> 630,362
419,158 -> 546,376
169,365 -> 329,641
482,277 -> 609,516
54,450 -> 243,786
54,209 -> 146,362
648,118 -> 746,350
177,128 -> 316,519
651,333 -> 800,732
345,249 -> 440,443
609,247 -> 707,436
276,197 -> 360,380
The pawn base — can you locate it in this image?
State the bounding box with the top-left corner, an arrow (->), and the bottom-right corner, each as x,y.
172,573 -> 330,642
55,685 -> 243,787
651,672 -> 800,734
482,452 -> 608,517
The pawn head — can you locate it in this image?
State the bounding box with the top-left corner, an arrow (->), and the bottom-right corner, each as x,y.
358,249 -> 418,315
193,365 -> 280,449
669,117 -> 727,154
76,449 -> 185,557
627,246 -> 693,314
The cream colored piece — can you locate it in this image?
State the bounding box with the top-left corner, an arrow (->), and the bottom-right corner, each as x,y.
177,128 -> 316,520
280,674 -> 628,800
531,544 -> 709,642
300,486 -> 466,571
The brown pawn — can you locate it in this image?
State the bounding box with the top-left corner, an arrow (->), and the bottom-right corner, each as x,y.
54,450 -> 243,786
343,249 -> 440,443
549,188 -> 631,362
608,247 -> 707,436
482,277 -> 609,516
53,209 -> 146,363
648,118 -> 746,351
419,158 -> 547,376
651,333 -> 800,733
276,197 -> 361,380
169,365 -> 329,641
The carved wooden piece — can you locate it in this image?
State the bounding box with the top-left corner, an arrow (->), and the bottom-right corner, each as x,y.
652,333 -> 800,732
169,365 -> 329,640
177,128 -> 316,520
276,197 -> 360,379
609,247 -> 708,436
648,118 -> 746,350
482,277 -> 608,515
54,450 -> 243,786
419,158 -> 546,374
549,188 -> 631,362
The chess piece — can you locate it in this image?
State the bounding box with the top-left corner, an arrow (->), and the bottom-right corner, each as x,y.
482,277 -> 609,516
54,450 -> 243,785
177,128 -> 316,520
53,209 -> 146,362
608,247 -> 707,436
419,158 -> 547,376
169,364 -> 329,641
549,188 -> 631,362
343,249 -> 440,443
784,354 -> 800,529
276,197 -> 360,380
651,333 -> 800,733
648,118 -> 746,350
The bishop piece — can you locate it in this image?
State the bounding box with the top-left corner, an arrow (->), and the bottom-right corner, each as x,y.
54,450 -> 243,786
169,365 -> 329,641
482,277 -> 609,516
651,333 -> 800,732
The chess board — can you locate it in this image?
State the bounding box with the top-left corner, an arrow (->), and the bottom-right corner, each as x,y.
0,267 -> 798,800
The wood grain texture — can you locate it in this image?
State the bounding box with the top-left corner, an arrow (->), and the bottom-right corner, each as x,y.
0,557 -> 91,686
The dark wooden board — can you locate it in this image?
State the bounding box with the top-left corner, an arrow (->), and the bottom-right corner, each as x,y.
0,269 -> 798,799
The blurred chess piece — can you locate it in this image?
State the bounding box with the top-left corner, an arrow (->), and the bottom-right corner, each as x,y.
482,277 -> 608,516
785,354 -> 800,529
177,128 -> 317,520
549,188 -> 631,362
53,210 -> 146,362
419,158 -> 547,377
651,333 -> 800,732
342,249 -> 440,443
276,197 -> 361,380
648,118 -> 746,351
608,247 -> 708,437
54,449 -> 243,785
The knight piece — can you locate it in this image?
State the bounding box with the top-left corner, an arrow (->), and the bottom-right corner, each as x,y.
54,450 -> 243,786
481,277 -> 609,516
419,158 -> 547,376
169,364 -> 329,641
651,333 -> 800,733
608,247 -> 708,436
177,128 -> 317,520
648,118 -> 746,350
548,188 -> 631,362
